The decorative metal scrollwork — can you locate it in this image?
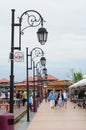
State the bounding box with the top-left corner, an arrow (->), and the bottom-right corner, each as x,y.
31,47 -> 44,59
19,10 -> 44,34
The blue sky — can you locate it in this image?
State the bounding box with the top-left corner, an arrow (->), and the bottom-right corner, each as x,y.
0,0 -> 86,81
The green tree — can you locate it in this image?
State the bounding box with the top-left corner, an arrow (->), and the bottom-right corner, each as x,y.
66,68 -> 83,83
73,72 -> 83,83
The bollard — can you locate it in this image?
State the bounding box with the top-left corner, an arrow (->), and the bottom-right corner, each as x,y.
0,113 -> 14,130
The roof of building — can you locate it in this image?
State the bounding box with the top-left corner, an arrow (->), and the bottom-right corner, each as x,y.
23,74 -> 58,83
0,78 -> 9,83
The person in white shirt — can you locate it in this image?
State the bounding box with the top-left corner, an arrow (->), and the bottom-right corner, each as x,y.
63,90 -> 68,108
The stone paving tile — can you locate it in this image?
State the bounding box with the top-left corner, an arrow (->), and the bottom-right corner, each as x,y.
17,112 -> 35,130
26,100 -> 86,130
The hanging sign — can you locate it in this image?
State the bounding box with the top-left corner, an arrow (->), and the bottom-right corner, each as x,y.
14,51 -> 24,62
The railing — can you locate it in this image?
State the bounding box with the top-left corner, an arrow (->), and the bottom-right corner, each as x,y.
0,98 -> 22,109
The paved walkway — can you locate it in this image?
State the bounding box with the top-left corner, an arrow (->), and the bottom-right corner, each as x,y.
26,100 -> 86,130
0,100 -> 86,130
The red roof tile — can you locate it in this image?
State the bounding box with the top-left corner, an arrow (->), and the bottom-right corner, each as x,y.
0,78 -> 9,83
47,74 -> 58,81
23,76 -> 33,82
23,74 -> 58,82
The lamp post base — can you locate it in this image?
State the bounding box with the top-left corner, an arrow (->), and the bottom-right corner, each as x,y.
40,95 -> 43,103
33,99 -> 37,112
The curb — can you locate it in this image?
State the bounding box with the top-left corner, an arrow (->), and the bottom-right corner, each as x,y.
14,110 -> 27,123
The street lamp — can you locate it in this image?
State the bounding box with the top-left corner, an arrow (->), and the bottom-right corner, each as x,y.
42,68 -> 47,79
10,9 -> 48,121
40,57 -> 46,66
27,47 -> 45,112
36,67 -> 47,102
37,27 -> 48,45
36,58 -> 46,103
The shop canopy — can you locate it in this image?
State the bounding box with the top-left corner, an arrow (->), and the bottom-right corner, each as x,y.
69,79 -> 86,89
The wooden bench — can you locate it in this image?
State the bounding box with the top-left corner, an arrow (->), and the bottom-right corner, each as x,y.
0,103 -> 10,112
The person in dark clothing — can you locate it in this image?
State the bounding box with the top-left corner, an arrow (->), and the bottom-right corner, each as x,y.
16,91 -> 21,99
57,90 -> 64,107
78,90 -> 84,99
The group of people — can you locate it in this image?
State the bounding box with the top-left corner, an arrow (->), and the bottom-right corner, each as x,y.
0,89 -> 68,111
16,91 -> 33,111
0,90 -> 33,112
48,90 -> 68,109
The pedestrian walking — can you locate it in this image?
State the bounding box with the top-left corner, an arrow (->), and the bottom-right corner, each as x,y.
57,90 -> 64,107
55,91 -> 58,107
28,94 -> 33,112
63,90 -> 68,108
49,90 -> 55,109
22,91 -> 27,106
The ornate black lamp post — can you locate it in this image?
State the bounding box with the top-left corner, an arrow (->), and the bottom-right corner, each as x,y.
10,9 -> 48,121
26,47 -> 46,114
42,68 -> 47,78
36,67 -> 47,102
41,67 -> 47,100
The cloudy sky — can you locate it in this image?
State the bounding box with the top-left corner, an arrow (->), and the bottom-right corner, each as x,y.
0,0 -> 86,81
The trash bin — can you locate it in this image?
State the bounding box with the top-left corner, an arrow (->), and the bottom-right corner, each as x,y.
0,113 -> 14,130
